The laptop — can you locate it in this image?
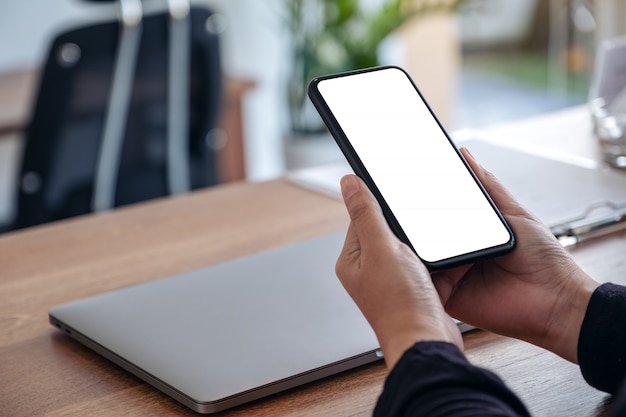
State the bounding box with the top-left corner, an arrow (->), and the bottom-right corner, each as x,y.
49,231 -> 474,413
50,232 -> 378,413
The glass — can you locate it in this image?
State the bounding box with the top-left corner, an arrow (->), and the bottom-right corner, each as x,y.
591,97 -> 626,168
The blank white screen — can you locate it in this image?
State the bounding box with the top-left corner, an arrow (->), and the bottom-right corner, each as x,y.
317,68 -> 511,263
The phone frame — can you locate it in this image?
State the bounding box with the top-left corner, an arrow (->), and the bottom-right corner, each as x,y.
308,65 -> 515,270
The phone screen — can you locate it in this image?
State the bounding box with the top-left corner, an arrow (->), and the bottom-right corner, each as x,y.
309,66 -> 513,268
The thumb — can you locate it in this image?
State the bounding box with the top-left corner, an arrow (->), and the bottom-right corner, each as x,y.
340,175 -> 395,246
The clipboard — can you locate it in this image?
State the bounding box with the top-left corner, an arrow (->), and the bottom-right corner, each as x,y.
465,138 -> 626,247
285,135 -> 626,247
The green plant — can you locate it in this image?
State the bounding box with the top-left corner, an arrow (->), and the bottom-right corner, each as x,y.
285,0 -> 464,133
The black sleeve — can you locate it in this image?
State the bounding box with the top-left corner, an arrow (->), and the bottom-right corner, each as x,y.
578,282 -> 626,394
374,341 -> 531,417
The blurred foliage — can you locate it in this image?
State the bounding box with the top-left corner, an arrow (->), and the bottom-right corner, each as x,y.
284,0 -> 465,133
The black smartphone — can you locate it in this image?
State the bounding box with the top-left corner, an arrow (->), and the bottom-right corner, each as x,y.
308,66 -> 515,270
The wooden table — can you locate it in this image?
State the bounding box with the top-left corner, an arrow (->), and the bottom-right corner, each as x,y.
1,107 -> 623,416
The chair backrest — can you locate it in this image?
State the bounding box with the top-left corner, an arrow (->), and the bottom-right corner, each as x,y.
16,4 -> 222,229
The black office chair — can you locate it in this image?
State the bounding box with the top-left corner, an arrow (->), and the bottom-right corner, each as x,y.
14,0 -> 222,230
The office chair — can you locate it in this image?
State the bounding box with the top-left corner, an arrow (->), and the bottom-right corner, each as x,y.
14,0 -> 222,229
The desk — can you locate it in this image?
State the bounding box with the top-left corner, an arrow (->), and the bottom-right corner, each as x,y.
1,107 -> 623,416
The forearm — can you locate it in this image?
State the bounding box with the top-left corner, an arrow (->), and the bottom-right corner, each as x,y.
375,342 -> 530,417
578,283 -> 626,394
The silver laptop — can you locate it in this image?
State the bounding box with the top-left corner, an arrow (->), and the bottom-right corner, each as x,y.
50,232 -> 381,413
49,231 -> 473,413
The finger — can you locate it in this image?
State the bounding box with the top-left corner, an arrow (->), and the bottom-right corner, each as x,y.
336,222 -> 361,274
431,264 -> 473,305
341,222 -> 360,257
460,147 -> 529,217
340,175 -> 396,246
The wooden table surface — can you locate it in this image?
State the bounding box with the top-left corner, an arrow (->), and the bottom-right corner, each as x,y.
1,107 -> 624,416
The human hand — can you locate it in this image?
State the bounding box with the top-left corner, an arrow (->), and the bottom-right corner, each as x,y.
433,148 -> 600,363
336,174 -> 462,369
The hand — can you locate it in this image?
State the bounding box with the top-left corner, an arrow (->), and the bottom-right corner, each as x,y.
433,148 -> 600,363
336,174 -> 462,369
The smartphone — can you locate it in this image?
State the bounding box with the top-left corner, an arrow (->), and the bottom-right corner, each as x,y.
308,66 -> 515,270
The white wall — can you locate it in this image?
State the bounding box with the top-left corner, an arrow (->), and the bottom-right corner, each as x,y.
0,1 -> 117,72
211,0 -> 288,180
0,0 -> 289,181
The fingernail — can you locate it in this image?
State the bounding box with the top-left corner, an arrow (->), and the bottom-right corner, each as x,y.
340,175 -> 360,200
461,146 -> 475,162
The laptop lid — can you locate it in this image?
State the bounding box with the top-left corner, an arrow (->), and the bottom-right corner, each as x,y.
49,231 -> 382,413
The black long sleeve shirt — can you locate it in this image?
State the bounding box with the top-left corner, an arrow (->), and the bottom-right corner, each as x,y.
374,283 -> 626,417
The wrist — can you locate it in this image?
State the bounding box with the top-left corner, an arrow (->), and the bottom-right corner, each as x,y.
375,313 -> 462,369
543,269 -> 599,363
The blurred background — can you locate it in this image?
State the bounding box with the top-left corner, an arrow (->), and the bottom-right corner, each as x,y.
1,0 -> 626,230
